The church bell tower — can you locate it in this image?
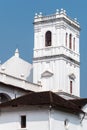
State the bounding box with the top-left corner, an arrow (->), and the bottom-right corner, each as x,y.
33,9 -> 80,96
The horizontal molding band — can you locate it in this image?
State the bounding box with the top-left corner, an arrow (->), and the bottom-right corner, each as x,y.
33,54 -> 80,65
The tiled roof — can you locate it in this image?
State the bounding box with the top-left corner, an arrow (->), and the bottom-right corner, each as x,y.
0,91 -> 84,115
69,98 -> 87,108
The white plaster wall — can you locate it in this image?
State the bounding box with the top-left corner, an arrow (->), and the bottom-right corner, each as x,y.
0,106 -> 83,130
33,57 -> 80,96
51,110 -> 81,130
64,23 -> 80,53
34,20 -> 80,60
79,105 -> 87,130
34,22 -> 56,50
0,84 -> 27,99
0,107 -> 49,130
64,60 -> 80,96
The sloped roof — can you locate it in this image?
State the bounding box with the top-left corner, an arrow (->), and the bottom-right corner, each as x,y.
56,91 -> 80,100
69,98 -> 87,108
0,91 -> 84,115
0,49 -> 32,82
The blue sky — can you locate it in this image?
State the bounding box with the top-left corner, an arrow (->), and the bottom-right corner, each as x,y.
0,0 -> 87,97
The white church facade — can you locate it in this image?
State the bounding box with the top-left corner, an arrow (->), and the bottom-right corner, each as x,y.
0,9 -> 87,130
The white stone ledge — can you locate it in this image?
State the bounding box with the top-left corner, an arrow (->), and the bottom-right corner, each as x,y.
0,72 -> 42,92
34,46 -> 80,62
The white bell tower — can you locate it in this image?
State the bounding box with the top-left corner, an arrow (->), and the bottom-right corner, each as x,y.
33,9 -> 80,96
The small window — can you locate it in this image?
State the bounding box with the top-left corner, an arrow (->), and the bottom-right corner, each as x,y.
70,81 -> 72,94
64,119 -> 69,129
21,115 -> 26,128
45,31 -> 52,46
65,33 -> 68,47
73,37 -> 75,51
69,34 -> 72,49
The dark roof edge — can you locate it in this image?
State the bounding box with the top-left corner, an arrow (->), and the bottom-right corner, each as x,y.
0,91 -> 84,115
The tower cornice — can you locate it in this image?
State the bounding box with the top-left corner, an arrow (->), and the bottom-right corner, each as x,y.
33,54 -> 80,66
34,9 -> 80,31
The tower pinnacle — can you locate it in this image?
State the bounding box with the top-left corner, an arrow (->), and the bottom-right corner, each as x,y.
15,48 -> 19,57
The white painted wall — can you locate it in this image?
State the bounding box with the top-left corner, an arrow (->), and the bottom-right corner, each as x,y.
0,84 -> 27,100
33,58 -> 80,96
0,106 -> 83,130
79,105 -> 87,130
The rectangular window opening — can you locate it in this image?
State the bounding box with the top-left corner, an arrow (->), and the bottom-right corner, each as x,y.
21,115 -> 26,128
70,81 -> 73,94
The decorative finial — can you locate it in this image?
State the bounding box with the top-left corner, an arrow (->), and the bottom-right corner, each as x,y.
74,18 -> 77,22
60,8 -> 64,13
39,12 -> 42,15
63,10 -> 66,15
56,9 -> 59,14
15,48 -> 19,57
39,12 -> 42,17
1,66 -> 5,71
34,13 -> 38,18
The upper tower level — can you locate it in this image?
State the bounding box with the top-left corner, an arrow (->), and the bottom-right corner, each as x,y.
33,9 -> 80,63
